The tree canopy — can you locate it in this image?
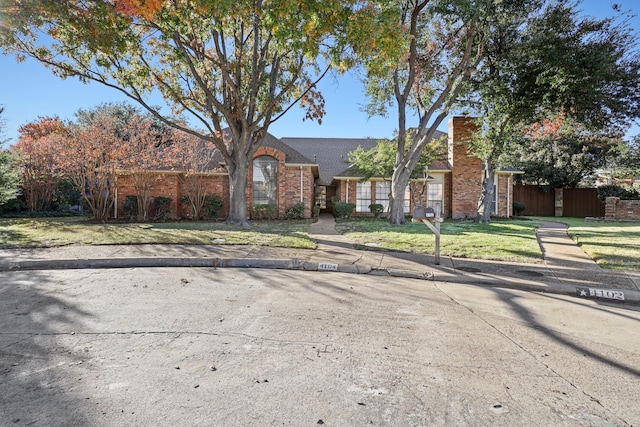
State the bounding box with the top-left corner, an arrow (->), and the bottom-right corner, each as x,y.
361,0 -> 545,224
1,0 -> 397,225
0,105 -> 22,205
348,134 -> 446,181
463,1 -> 640,222
506,115 -> 616,189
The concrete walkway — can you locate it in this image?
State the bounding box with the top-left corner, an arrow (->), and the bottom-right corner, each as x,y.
536,221 -> 600,269
1,215 -> 639,305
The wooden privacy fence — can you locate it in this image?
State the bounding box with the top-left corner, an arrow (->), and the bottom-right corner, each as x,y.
562,188 -> 605,217
513,185 -> 554,216
512,185 -> 605,217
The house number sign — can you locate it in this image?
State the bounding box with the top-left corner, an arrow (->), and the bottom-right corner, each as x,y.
576,287 -> 625,301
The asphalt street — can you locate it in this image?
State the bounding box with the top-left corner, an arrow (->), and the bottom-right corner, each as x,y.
1,267 -> 638,426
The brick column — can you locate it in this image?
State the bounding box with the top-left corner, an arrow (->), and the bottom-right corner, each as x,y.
554,188 -> 563,217
605,197 -> 619,220
448,116 -> 482,219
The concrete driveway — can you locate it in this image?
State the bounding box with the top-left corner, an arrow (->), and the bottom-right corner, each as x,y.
1,268 -> 639,426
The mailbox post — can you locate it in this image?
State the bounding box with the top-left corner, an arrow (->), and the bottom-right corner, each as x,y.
412,206 -> 442,265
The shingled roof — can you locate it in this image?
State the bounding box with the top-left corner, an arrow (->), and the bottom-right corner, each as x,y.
280,137 -> 380,185
261,133 -> 317,165
281,131 -> 450,185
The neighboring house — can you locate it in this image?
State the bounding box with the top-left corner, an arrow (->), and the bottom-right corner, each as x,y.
114,116 -> 521,220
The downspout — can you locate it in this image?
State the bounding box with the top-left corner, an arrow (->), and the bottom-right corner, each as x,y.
507,175 -> 511,218
346,179 -> 350,203
495,173 -> 499,216
114,174 -> 118,219
300,166 -> 304,203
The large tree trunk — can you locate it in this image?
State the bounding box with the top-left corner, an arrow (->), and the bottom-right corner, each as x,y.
476,159 -> 495,224
225,152 -> 251,227
389,166 -> 411,225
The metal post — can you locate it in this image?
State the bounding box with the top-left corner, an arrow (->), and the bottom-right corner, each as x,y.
420,218 -> 441,265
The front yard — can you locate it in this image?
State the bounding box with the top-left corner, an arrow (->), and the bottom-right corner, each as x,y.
1,216 -> 638,270
530,217 -> 640,271
336,218 -> 544,264
0,217 -> 316,249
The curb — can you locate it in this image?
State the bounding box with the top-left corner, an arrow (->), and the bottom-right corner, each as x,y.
2,257 -> 638,306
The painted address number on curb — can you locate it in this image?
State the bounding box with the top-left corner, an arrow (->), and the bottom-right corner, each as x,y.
318,263 -> 339,271
576,287 -> 625,301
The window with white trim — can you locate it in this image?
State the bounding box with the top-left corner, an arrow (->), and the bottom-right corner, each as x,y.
356,181 -> 371,212
375,181 -> 391,212
427,183 -> 443,217
252,156 -> 278,205
403,185 -> 411,214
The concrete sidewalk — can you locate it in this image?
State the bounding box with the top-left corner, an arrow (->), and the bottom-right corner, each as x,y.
1,215 -> 639,305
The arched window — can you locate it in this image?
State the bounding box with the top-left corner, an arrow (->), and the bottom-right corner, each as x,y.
252,156 -> 278,205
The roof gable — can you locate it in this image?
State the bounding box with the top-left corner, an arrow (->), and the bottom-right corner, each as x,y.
281,137 -> 380,185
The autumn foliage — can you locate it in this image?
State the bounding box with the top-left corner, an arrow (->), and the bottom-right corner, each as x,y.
11,104 -> 213,221
12,117 -> 67,211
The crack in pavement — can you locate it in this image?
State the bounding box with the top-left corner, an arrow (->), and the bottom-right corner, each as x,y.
433,283 -> 633,427
0,330 -> 328,348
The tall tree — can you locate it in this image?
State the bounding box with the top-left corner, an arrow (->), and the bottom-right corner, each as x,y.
1,0 -> 388,226
0,106 -> 21,205
608,135 -> 640,182
0,149 -> 21,206
12,116 -> 66,211
506,115 -> 616,189
60,109 -> 129,221
362,0 -> 532,225
465,1 -> 640,222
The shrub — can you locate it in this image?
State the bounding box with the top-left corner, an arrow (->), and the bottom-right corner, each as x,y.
513,201 -> 525,216
52,178 -> 82,211
333,200 -> 355,219
153,196 -> 172,221
312,204 -> 321,218
122,195 -> 138,220
0,197 -> 26,214
203,195 -> 224,220
597,184 -> 640,202
0,210 -> 77,218
250,204 -> 277,220
283,202 -> 305,220
368,203 -> 384,218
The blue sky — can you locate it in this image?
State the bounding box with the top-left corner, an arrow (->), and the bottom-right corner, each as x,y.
1,0 -> 638,146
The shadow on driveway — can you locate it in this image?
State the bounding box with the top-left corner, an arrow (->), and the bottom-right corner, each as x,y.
0,271 -> 92,426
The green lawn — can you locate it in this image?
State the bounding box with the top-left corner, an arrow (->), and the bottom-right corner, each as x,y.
0,217 -> 316,249
336,217 -> 544,264
2,215 -> 638,270
529,217 -> 640,271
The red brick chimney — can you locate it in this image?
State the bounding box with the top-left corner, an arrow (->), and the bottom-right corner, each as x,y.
448,116 -> 482,219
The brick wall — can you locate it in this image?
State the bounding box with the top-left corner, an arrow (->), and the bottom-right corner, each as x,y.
448,116 -> 482,219
117,172 -> 228,220
281,165 -> 315,218
177,174 -> 229,219
496,174 -> 512,217
605,197 -> 640,221
250,146 -> 315,218
115,146 -> 316,221
115,172 -> 180,219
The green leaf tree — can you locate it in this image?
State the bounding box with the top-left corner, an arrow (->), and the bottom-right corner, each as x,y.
505,115 -> 616,189
0,106 -> 21,205
0,0 -> 379,226
362,0 -> 536,225
347,135 -> 446,213
465,2 -> 640,222
608,135 -> 640,182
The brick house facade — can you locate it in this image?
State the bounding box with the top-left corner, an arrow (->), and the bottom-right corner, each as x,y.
324,117 -> 518,219
114,116 -> 519,220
